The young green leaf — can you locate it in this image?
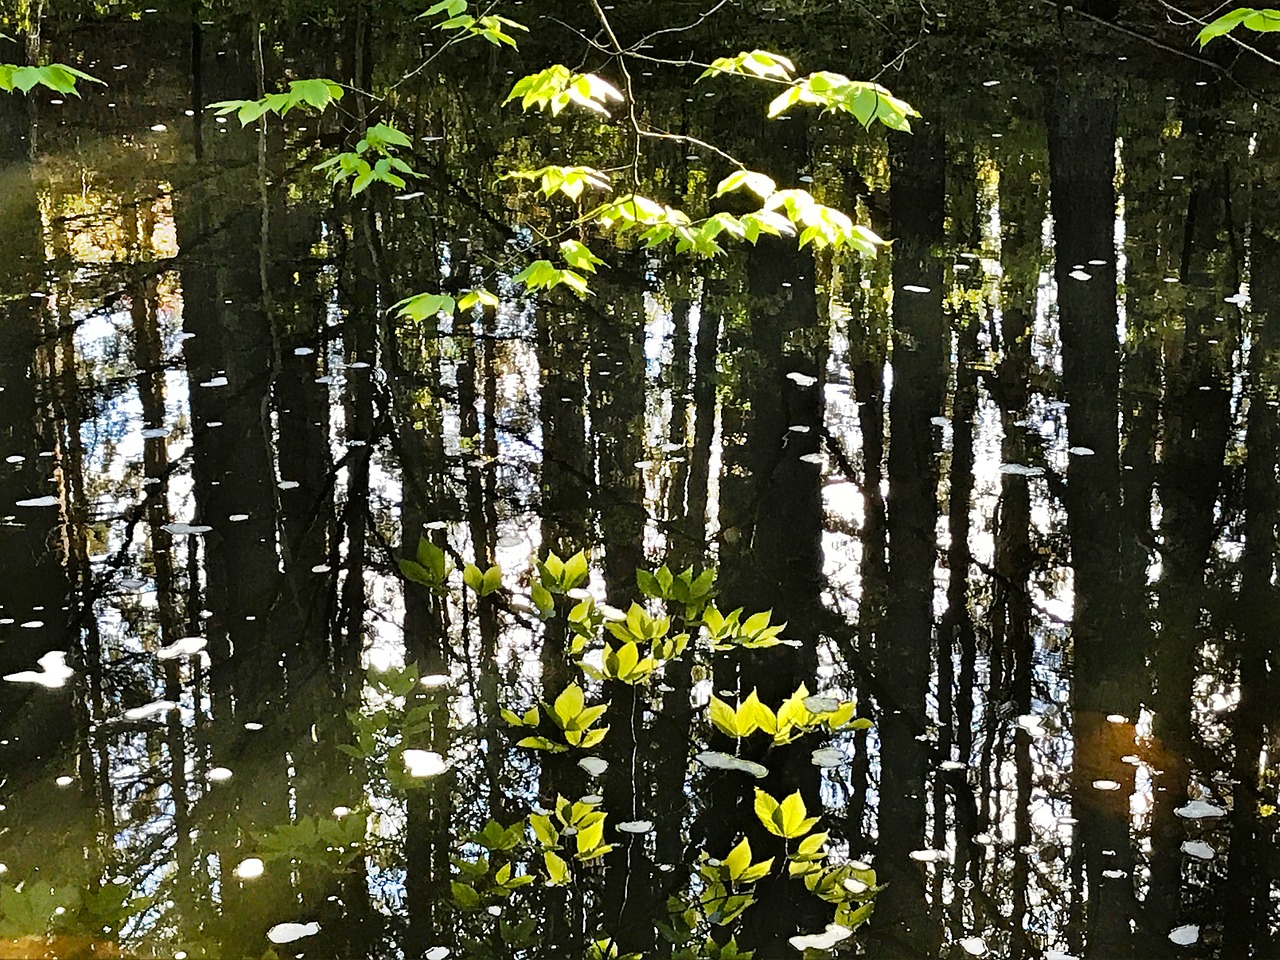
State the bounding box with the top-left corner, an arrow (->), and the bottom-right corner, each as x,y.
1197,7 -> 1280,44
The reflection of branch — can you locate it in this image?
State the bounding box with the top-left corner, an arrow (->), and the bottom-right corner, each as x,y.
587,0 -> 643,188
629,0 -> 732,51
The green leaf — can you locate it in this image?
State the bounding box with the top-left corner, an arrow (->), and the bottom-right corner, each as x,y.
451,880 -> 481,909
394,292 -> 456,322
563,550 -> 590,588
457,288 -> 500,311
531,582 -> 555,618
1197,7 -> 1280,44
724,837 -> 752,880
481,564 -> 503,596
544,850 -> 571,885
560,239 -> 604,273
709,695 -> 740,738
422,0 -> 467,17
553,683 -> 585,726
529,813 -> 558,848
753,788 -> 820,839
636,568 -> 663,598
716,170 -> 777,201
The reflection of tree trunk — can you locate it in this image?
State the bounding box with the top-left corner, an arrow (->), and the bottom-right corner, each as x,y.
1047,74 -> 1137,959
127,198 -> 203,922
589,269 -> 658,955
846,200 -> 890,843
534,295 -> 592,953
0,71 -> 81,885
710,109 -> 826,952
655,272 -> 714,898
458,290 -> 507,821
1224,149 -> 1280,956
396,249 -> 452,959
1148,89 -> 1236,929
994,133 -> 1046,959
175,23 -> 290,947
937,146 -> 981,922
873,119 -> 946,960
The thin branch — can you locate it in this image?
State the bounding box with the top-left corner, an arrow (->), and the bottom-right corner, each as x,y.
1035,0 -> 1235,76
1153,0 -> 1280,69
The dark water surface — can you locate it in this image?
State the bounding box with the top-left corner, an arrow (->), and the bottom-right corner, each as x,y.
1,2 -> 1279,957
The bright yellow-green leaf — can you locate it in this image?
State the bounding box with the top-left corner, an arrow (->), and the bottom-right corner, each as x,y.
716,170 -> 777,201
544,850 -> 571,885
560,240 -> 604,273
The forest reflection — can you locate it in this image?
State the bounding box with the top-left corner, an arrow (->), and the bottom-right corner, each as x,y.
1,3 -> 1279,958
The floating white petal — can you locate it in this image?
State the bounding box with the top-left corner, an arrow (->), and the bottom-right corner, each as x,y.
15,496 -> 58,507
999,463 -> 1045,477
425,949 -> 450,960
789,924 -> 852,952
1092,780 -> 1122,791
1168,925 -> 1199,946
124,700 -> 177,720
207,767 -> 233,782
162,523 -> 212,535
901,284 -> 932,294
618,820 -> 653,834
811,747 -> 844,768
803,695 -> 840,713
404,749 -> 449,778
785,372 -> 818,387
157,636 -> 207,660
4,651 -> 73,688
909,849 -> 947,862
267,921 -> 320,944
1175,800 -> 1226,819
235,857 -> 265,879
959,937 -> 988,956
578,756 -> 609,778
695,751 -> 769,778
1180,840 -> 1214,860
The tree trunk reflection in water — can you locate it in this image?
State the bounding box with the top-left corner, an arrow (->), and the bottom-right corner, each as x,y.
1148,81 -> 1237,935
535,291 -> 592,952
1047,71 -> 1139,959
993,123 -> 1048,958
872,117 -> 946,960
0,45 -> 81,895
590,265 -> 658,955
1223,126 -> 1280,956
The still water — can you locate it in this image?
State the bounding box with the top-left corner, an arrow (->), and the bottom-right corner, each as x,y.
0,2 -> 1277,957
